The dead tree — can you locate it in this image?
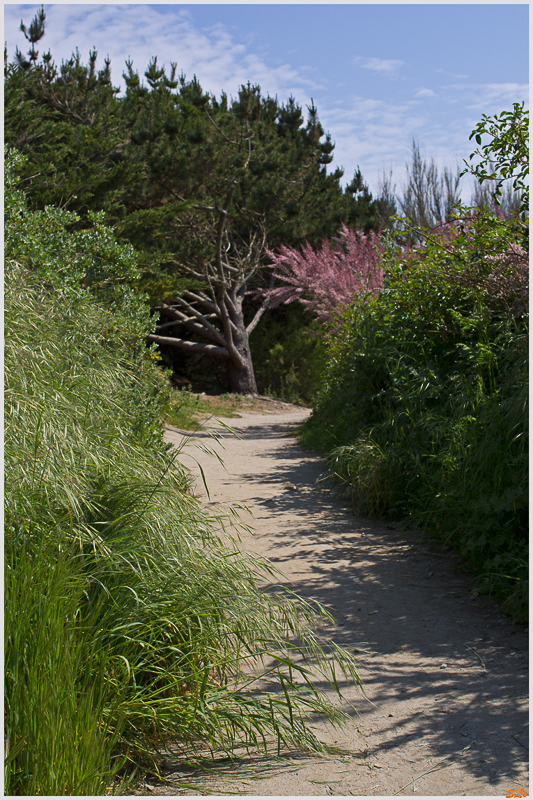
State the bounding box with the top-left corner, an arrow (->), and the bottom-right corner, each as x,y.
147,187 -> 270,394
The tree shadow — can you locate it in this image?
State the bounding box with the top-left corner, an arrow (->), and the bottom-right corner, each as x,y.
242,448 -> 529,787
165,417 -> 529,790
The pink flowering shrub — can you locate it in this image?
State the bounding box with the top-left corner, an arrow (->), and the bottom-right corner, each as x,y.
484,242 -> 529,316
261,224 -> 385,324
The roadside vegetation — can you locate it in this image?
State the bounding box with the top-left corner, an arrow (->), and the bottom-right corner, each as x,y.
300,212 -> 528,622
5,151 -> 362,795
292,105 -> 528,623
4,9 -> 528,792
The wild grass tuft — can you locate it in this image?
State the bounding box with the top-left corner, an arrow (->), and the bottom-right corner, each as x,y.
5,255 -> 362,794
166,388 -> 244,430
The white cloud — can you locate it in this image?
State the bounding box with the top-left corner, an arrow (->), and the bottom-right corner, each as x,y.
319,96 -> 434,187
4,4 -> 324,103
459,83 -> 529,111
436,69 -> 468,80
353,56 -> 404,76
316,88 -> 499,199
5,6 -> 527,200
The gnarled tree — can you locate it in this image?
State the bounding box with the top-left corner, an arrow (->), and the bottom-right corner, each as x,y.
5,10 -> 384,392
147,197 -> 269,393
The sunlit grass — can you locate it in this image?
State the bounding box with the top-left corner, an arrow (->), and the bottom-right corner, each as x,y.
166,389 -> 245,430
5,260 -> 363,795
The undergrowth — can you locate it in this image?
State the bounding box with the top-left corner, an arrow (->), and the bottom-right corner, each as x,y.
166,388 -> 244,429
301,210 -> 528,623
250,303 -> 327,405
4,151 -> 363,795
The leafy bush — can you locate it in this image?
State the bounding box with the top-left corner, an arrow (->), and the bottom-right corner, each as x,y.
462,101 -> 529,217
250,303 -> 327,404
301,208 -> 528,622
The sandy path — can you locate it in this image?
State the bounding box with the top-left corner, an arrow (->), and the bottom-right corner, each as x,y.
153,405 -> 528,797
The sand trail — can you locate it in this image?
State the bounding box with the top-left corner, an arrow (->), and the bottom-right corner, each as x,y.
148,405 -> 528,797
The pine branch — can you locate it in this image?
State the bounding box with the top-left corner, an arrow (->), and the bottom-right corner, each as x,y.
182,290 -> 220,316
246,295 -> 271,336
169,296 -> 227,346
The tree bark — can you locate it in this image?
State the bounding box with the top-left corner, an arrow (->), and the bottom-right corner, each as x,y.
227,360 -> 257,394
146,334 -> 229,358
226,316 -> 257,394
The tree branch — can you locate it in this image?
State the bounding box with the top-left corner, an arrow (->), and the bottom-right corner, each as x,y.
178,264 -> 212,283
219,260 -> 241,275
214,184 -> 237,283
156,313 -> 217,331
203,107 -> 239,145
156,301 -> 226,345
178,318 -> 228,344
170,296 -> 227,346
246,295 -> 271,336
182,290 -> 220,316
147,334 -> 229,359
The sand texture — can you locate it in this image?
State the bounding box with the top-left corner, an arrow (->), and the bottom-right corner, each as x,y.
141,404 -> 528,797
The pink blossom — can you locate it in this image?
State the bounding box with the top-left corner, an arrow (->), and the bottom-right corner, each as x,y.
261,224 -> 385,324
485,242 -> 529,316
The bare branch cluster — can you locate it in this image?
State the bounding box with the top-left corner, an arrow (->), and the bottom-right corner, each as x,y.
147,206 -> 269,391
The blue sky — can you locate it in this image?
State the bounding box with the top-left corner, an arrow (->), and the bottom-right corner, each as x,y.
4,3 -> 529,198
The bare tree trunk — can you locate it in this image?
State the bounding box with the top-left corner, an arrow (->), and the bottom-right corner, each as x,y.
227,347 -> 257,394
147,189 -> 269,395
225,300 -> 257,394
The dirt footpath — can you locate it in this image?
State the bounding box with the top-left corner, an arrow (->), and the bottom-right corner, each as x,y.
156,404 -> 528,797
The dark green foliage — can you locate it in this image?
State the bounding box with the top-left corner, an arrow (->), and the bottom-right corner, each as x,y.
249,303 -> 328,404
14,4 -> 46,70
5,16 -> 382,391
5,42 -> 126,216
5,34 -> 380,291
301,209 -> 528,622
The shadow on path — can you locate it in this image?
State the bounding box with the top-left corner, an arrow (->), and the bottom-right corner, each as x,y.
162,414 -> 528,794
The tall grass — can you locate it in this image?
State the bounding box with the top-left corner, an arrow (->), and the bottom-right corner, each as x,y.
5,537 -> 126,795
5,253 -> 362,794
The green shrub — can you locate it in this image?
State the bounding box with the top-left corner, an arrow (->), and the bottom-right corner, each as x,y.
302,210 -> 528,622
250,303 -> 328,404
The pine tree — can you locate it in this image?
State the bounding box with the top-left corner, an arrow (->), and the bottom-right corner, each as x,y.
5,42 -> 125,214
5,11 -> 382,392
14,4 -> 46,71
